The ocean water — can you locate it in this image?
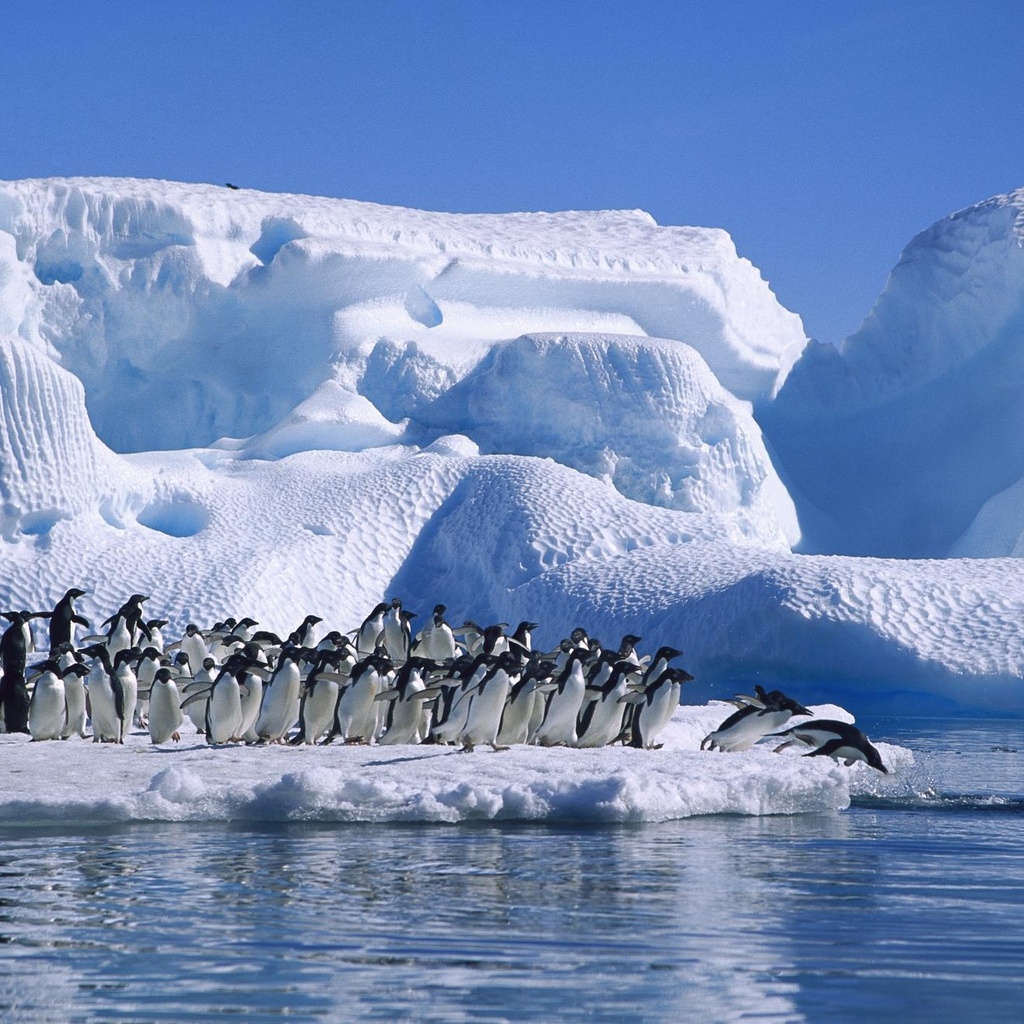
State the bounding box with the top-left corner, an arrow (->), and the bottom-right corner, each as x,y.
1,718 -> 1021,1023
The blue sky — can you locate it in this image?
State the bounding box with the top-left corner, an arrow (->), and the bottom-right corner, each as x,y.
2,0 -> 1020,344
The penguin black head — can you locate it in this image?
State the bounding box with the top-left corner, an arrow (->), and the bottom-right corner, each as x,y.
64,588 -> 88,600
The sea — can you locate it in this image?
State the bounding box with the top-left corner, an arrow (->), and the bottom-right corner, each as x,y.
1,716 -> 1021,1023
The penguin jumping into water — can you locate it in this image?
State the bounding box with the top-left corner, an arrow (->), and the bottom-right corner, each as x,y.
701,686 -> 812,753
771,720 -> 889,773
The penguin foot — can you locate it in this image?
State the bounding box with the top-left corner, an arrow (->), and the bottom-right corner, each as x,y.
490,743 -> 510,752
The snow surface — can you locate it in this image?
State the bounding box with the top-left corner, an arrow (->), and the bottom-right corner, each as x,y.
0,703 -> 911,826
1,175 -> 1023,738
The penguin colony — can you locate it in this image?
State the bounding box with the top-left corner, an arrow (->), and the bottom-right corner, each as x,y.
0,590 -> 888,771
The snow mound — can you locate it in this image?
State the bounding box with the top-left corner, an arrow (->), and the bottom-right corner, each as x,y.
764,188 -> 1024,557
407,332 -> 798,542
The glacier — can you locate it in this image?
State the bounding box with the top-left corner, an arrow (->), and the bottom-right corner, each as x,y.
1,173 -> 1023,750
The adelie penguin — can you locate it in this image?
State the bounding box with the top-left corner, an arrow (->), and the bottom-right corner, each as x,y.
625,666 -> 694,749
47,588 -> 90,651
771,719 -> 889,773
701,685 -> 812,753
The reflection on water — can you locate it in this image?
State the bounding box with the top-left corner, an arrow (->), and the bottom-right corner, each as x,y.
1,720 -> 1022,1023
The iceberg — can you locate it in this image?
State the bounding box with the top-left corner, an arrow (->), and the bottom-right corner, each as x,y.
0,175 -> 1022,730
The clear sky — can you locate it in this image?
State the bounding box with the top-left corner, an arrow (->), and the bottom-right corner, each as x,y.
2,0 -> 1021,344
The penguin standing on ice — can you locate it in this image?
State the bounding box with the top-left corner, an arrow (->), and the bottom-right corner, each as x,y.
533,648 -> 588,746
377,656 -> 437,745
27,658 -> 86,741
457,649 -> 521,752
146,667 -> 184,744
625,666 -> 694,749
1,610 -> 51,733
771,720 -> 889,773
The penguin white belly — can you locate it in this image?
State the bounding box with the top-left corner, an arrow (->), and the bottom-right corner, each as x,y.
459,677 -> 511,750
430,685 -> 476,744
255,672 -> 301,742
379,681 -> 429,745
62,677 -> 88,738
704,708 -> 792,752
88,669 -> 120,743
301,678 -> 340,744
636,683 -> 680,748
115,667 -> 138,743
238,673 -> 264,742
28,673 -> 66,741
534,679 -> 585,746
336,675 -> 381,742
148,680 -> 184,744
206,681 -> 244,744
575,694 -> 627,748
496,689 -> 535,746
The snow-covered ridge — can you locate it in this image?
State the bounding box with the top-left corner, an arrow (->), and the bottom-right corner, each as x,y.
763,186 -> 1024,558
0,176 -> 805,456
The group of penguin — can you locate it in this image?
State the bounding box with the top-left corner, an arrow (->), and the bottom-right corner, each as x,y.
0,589 -> 888,771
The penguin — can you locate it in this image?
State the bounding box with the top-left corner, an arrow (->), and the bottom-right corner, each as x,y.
496,656 -> 555,747
238,642 -> 270,742
457,650 -> 521,752
297,650 -> 350,745
181,653 -> 252,744
47,588 -> 90,651
509,621 -> 539,655
133,646 -> 164,727
103,595 -> 151,655
617,645 -> 683,745
625,666 -> 694,749
454,620 -> 486,655
1,611 -> 48,733
81,644 -> 139,743
381,599 -> 411,664
615,634 -> 643,668
412,605 -> 459,662
26,658 -> 72,740
575,659 -> 635,748
182,655 -> 215,735
377,656 -> 436,745
354,603 -> 388,658
533,648 -> 589,746
147,667 -> 184,744
478,624 -> 510,657
254,647 -> 303,743
701,686 -> 812,753
145,619 -> 169,654
57,645 -> 90,739
169,623 -> 209,670
428,653 -> 495,745
334,650 -> 392,743
287,615 -> 323,649
771,720 -> 889,773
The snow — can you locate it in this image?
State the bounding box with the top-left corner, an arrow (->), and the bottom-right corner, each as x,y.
0,169 -> 1023,820
764,187 -> 1024,558
0,703 -> 910,826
